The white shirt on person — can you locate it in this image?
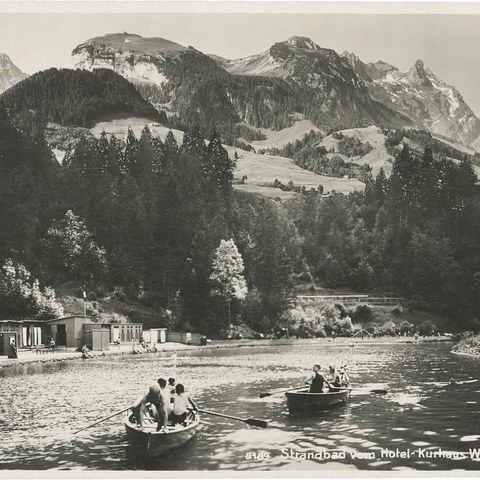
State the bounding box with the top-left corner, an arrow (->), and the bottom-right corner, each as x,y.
173,393 -> 190,415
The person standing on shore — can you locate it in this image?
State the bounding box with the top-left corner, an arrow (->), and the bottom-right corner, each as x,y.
9,338 -> 17,359
50,338 -> 56,353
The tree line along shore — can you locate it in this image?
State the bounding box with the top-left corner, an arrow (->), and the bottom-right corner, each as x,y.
1,92 -> 480,339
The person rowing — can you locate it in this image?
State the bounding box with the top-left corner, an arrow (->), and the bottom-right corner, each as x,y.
306,364 -> 332,393
131,383 -> 167,431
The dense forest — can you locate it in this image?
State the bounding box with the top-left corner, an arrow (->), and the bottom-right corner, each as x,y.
0,104 -> 301,334
286,145 -> 480,332
1,93 -> 480,334
384,127 -> 480,166
0,68 -> 165,129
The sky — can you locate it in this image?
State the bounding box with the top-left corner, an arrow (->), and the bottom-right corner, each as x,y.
2,2 -> 480,113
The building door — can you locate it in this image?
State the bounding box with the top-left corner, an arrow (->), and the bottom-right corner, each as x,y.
1,334 -> 17,356
113,326 -> 120,343
56,325 -> 67,346
159,330 -> 166,343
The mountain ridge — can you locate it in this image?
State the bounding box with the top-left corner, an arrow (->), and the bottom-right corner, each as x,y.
72,33 -> 410,134
0,53 -> 28,93
342,51 -> 480,149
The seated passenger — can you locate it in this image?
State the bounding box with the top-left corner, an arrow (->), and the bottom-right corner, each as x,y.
338,366 -> 350,388
168,377 -> 176,404
329,365 -> 342,388
170,384 -> 197,426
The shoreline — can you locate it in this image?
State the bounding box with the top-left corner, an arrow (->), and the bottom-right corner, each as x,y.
450,334 -> 480,357
0,335 -> 456,369
451,350 -> 480,357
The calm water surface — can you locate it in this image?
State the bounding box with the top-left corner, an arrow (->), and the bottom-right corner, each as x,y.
0,341 -> 479,471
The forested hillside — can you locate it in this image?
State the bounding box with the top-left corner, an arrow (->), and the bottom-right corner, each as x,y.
0,68 -> 165,130
286,145 -> 480,331
1,91 -> 480,334
0,107 -> 302,334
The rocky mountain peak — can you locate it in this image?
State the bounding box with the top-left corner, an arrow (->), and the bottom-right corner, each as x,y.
284,36 -> 321,51
405,59 -> 432,87
0,52 -> 28,93
72,33 -> 187,56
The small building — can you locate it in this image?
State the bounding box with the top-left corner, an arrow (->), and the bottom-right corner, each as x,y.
83,324 -> 110,351
166,331 -> 202,345
46,316 -> 143,351
103,323 -> 143,344
0,320 -> 23,356
47,315 -> 91,351
0,315 -> 143,355
142,328 -> 167,344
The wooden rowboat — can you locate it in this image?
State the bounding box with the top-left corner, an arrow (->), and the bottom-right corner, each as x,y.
124,411 -> 200,457
285,388 -> 350,415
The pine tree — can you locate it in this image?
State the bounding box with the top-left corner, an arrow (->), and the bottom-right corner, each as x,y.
135,125 -> 154,179
97,131 -> 110,173
106,135 -> 122,178
164,131 -> 179,156
204,131 -> 235,194
181,125 -> 206,157
123,127 -> 139,175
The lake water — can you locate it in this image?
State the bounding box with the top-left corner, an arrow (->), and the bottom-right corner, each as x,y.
0,341 -> 479,472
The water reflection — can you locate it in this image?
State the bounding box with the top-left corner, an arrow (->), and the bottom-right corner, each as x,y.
0,342 -> 478,471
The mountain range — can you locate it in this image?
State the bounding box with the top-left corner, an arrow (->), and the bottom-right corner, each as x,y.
70,33 -> 480,150
1,32 -> 480,152
342,52 -> 480,149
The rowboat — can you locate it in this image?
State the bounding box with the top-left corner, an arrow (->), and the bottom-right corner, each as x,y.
285,387 -> 350,415
124,410 -> 200,457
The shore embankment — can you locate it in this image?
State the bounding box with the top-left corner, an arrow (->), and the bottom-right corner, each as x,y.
451,335 -> 480,357
0,335 -> 455,369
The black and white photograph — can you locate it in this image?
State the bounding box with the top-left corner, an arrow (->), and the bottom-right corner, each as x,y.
0,0 -> 479,475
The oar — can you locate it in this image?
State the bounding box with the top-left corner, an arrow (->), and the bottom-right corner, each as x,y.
352,387 -> 388,395
74,406 -> 131,434
259,385 -> 307,398
197,408 -> 268,428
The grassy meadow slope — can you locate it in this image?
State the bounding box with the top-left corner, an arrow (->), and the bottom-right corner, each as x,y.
248,118 -> 321,150
88,115 -> 365,197
319,125 -> 394,176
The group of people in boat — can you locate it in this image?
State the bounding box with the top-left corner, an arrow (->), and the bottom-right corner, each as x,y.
131,377 -> 197,432
306,364 -> 350,393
